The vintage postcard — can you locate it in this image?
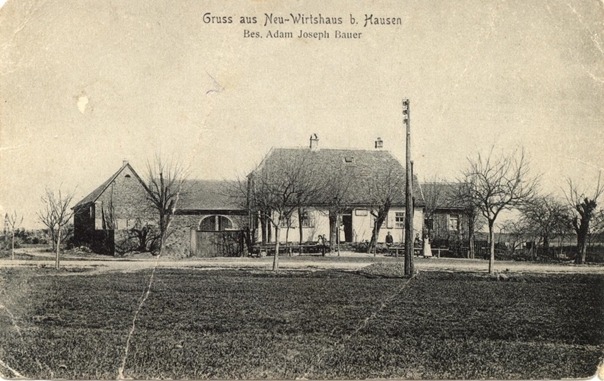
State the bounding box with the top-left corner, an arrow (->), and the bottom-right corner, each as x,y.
0,0 -> 603,380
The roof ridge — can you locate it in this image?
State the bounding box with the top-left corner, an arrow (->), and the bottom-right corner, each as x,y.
73,163 -> 150,208
73,165 -> 129,208
273,147 -> 394,153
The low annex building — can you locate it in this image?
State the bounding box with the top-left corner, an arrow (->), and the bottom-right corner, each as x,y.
421,181 -> 474,255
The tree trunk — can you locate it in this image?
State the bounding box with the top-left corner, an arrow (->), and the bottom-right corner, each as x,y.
328,211 -> 336,251
367,219 -> 376,254
285,223 -> 291,257
11,230 -> 15,260
267,215 -> 272,243
367,211 -> 387,254
335,214 -> 340,257
158,233 -> 164,257
260,212 -> 267,244
488,220 -> 495,274
56,229 -> 62,270
576,234 -> 587,264
50,228 -> 56,252
468,212 -> 476,259
298,207 -> 304,255
273,226 -> 280,271
575,222 -> 589,264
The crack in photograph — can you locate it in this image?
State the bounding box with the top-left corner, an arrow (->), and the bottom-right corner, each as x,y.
0,0 -> 603,379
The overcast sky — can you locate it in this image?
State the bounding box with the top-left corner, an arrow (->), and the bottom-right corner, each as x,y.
1,0 -> 603,228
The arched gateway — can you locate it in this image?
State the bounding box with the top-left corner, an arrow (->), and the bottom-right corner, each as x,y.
198,215 -> 234,231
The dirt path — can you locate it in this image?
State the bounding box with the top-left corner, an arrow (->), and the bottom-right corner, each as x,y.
1,250 -> 603,275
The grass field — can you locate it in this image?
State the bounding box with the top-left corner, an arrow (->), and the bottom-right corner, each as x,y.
0,266 -> 602,379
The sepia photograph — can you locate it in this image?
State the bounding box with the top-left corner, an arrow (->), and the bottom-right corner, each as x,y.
0,0 -> 603,379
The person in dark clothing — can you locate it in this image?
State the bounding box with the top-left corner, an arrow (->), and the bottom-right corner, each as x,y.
385,231 -> 394,246
386,232 -> 394,250
385,231 -> 394,255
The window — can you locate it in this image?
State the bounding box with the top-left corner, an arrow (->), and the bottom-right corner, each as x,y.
448,215 -> 459,231
199,215 -> 233,231
395,212 -> 405,228
300,210 -> 314,228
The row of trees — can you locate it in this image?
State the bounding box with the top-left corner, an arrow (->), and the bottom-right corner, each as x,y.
5,150 -> 600,274
425,148 -> 603,273
246,154 -> 406,270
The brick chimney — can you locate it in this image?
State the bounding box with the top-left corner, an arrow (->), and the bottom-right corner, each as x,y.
122,159 -> 129,167
309,133 -> 319,151
375,137 -> 383,149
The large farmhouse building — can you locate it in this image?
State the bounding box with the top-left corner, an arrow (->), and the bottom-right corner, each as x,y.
248,135 -> 425,246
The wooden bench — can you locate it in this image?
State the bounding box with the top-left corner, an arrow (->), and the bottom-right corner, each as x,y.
386,245 -> 422,257
250,242 -> 330,257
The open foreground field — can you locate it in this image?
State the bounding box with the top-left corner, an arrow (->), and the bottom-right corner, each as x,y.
0,264 -> 603,380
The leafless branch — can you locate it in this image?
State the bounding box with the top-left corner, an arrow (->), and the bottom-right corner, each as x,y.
37,188 -> 75,269
460,147 -> 539,272
563,171 -> 603,263
145,155 -> 189,255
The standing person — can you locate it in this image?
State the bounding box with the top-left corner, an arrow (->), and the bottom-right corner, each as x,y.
385,231 -> 394,255
318,234 -> 326,256
423,234 -> 433,257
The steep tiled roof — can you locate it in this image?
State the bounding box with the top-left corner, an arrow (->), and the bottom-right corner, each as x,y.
178,180 -> 245,211
252,148 -> 425,207
73,163 -> 147,209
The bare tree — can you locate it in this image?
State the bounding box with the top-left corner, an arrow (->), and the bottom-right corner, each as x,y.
461,148 -> 538,274
502,219 -> 532,255
145,157 -> 188,256
5,212 -> 23,260
128,218 -> 156,252
38,188 -> 75,269
588,209 -> 604,250
363,167 -> 404,254
520,195 -> 571,258
321,168 -> 354,256
226,177 -> 257,256
564,174 -> 603,264
248,154 -> 318,270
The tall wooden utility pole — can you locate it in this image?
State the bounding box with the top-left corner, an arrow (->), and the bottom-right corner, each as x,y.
403,99 -> 414,276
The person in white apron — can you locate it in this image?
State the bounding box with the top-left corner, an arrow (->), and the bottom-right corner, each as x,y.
423,234 -> 433,257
